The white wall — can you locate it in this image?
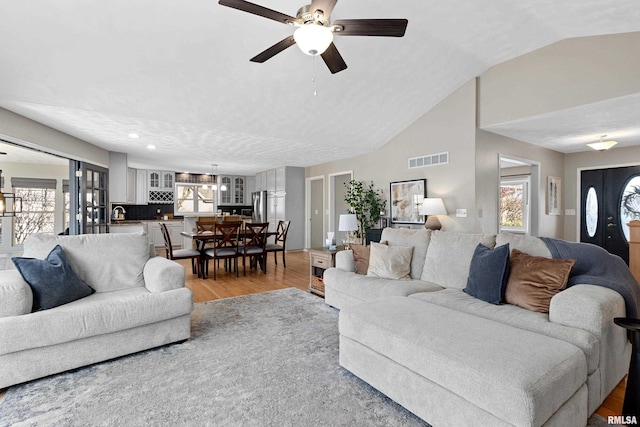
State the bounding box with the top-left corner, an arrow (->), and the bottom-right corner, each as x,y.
478,32 -> 640,128
307,79 -> 478,233
0,107 -> 109,166
475,130 -> 565,237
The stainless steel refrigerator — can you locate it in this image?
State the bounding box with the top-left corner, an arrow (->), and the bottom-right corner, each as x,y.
252,191 -> 268,222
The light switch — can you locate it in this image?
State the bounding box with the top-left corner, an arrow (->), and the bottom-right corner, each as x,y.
456,209 -> 467,218
314,209 -> 319,215
565,209 -> 576,216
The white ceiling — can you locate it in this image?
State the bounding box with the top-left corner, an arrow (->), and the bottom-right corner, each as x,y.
0,1 -> 639,174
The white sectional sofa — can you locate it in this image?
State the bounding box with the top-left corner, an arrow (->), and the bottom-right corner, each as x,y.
0,232 -> 194,389
323,228 -> 632,427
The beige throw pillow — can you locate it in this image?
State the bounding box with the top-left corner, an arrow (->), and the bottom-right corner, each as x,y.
350,241 -> 388,275
366,242 -> 413,280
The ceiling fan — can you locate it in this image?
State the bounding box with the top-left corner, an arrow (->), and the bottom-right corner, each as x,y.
218,0 -> 408,74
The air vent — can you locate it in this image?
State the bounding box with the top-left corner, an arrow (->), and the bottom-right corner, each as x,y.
408,152 -> 449,169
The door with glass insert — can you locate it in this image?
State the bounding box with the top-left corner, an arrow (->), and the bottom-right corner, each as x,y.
580,165 -> 640,264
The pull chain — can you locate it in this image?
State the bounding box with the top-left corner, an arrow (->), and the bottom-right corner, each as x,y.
312,55 -> 318,97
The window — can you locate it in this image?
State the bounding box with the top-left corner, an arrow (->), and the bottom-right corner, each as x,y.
12,178 -> 57,245
499,176 -> 530,234
175,185 -> 214,214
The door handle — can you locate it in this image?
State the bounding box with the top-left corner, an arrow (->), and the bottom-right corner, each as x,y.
607,223 -> 617,228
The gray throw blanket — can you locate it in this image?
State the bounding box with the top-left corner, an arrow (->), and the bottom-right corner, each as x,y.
541,237 -> 640,318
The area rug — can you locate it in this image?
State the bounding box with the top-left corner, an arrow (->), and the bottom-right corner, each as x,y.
0,288 -> 619,426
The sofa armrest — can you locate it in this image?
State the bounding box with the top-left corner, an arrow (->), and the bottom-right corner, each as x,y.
0,270 -> 33,317
143,256 -> 185,293
550,284 -> 625,336
335,250 -> 355,272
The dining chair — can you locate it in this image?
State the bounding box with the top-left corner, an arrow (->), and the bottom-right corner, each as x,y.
160,223 -> 200,276
223,215 -> 243,223
203,222 -> 241,280
239,222 -> 269,276
266,220 -> 291,267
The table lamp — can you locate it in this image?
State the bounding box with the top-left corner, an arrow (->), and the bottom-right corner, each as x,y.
419,198 -> 447,230
339,214 -> 359,248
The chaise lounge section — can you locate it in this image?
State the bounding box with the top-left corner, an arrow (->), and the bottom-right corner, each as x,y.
324,228 -> 633,426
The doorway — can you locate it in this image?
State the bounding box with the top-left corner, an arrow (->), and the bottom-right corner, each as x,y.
305,176 -> 325,249
328,171 -> 353,246
580,165 -> 640,264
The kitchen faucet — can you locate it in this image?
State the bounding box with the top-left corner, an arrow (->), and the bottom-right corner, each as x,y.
112,205 -> 126,220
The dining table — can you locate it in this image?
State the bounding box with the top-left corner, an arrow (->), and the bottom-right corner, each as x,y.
181,229 -> 277,279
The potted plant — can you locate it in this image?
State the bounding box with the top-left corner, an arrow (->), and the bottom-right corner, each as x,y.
344,180 -> 386,242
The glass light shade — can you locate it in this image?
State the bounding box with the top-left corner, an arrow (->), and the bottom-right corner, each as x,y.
294,24 -> 334,56
587,140 -> 618,150
338,214 -> 358,231
419,198 -> 447,216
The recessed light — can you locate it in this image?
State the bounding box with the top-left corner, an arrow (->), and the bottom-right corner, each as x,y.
147,144 -> 156,150
129,133 -> 140,139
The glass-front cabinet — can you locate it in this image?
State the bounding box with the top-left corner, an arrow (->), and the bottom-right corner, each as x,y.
218,175 -> 247,205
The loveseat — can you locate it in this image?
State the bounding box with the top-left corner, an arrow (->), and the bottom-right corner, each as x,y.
323,228 -> 633,427
0,232 -> 194,389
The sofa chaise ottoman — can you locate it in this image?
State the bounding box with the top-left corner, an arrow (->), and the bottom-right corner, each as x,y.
0,232 -> 194,389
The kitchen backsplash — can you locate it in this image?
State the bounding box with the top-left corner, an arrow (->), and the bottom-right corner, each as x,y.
113,204 -> 253,220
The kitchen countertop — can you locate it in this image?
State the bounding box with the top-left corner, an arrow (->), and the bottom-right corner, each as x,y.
110,219 -> 184,225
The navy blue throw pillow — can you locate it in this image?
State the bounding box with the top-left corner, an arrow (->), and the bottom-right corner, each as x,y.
464,243 -> 510,305
12,245 -> 94,311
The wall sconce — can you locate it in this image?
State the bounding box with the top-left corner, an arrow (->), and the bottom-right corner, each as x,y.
419,198 -> 447,230
0,170 -> 23,217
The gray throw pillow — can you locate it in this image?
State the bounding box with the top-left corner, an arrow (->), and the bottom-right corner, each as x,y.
464,243 -> 510,305
12,244 -> 94,311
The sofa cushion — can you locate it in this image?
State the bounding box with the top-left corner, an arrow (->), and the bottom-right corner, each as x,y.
350,244 -> 371,275
340,297 -> 587,427
323,268 -> 442,310
495,232 -> 552,258
22,233 -> 150,293
367,242 -> 413,280
421,231 -> 496,289
505,249 -> 575,313
464,243 -> 510,305
409,289 -> 600,374
12,245 -> 95,311
0,286 -> 194,356
380,228 -> 431,279
0,270 -> 33,317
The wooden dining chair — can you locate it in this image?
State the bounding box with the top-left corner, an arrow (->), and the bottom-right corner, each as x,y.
239,222 -> 269,275
160,223 -> 200,276
203,222 -> 241,280
266,220 -> 291,267
223,215 -> 243,223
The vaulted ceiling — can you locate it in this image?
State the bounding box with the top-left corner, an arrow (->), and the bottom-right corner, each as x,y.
0,1 -> 639,174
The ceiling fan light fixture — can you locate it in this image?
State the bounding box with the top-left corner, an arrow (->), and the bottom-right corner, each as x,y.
294,24 -> 333,56
587,135 -> 618,151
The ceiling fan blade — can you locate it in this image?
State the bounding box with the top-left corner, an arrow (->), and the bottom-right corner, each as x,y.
321,43 -> 347,74
218,0 -> 296,25
310,0 -> 338,19
250,36 -> 296,63
332,19 -> 408,37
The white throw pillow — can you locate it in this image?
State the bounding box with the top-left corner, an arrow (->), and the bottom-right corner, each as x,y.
367,242 -> 413,280
420,231 -> 496,289
380,228 -> 431,279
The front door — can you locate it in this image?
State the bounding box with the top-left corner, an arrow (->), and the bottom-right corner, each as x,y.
580,165 -> 640,264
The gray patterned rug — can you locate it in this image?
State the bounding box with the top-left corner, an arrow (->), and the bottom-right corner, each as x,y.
0,288 -> 618,426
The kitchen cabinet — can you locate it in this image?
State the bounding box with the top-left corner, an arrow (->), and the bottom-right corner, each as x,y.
109,152 -> 135,204
219,175 -> 251,205
136,169 -> 148,204
257,166 -> 305,250
145,220 -> 183,249
147,170 -> 175,204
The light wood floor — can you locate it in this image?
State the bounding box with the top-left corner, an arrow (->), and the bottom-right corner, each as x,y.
0,250 -> 626,418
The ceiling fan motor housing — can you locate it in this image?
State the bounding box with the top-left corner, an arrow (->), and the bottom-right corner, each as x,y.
296,4 -> 330,26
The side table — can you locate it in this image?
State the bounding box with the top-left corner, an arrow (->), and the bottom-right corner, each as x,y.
308,247 -> 343,297
614,317 -> 640,418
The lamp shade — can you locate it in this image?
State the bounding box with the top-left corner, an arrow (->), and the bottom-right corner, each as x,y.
419,198 -> 447,216
338,214 -> 358,232
294,24 -> 334,56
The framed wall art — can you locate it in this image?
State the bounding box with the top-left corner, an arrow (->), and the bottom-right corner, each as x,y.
547,176 -> 561,215
390,179 -> 426,224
